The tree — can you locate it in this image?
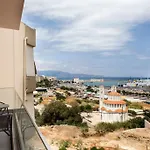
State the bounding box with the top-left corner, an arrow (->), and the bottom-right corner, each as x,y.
56,92 -> 66,101
84,104 -> 92,117
85,104 -> 92,113
86,86 -> 94,93
41,101 -> 82,126
128,110 -> 137,116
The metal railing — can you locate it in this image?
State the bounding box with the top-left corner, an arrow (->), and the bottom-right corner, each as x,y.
14,91 -> 50,150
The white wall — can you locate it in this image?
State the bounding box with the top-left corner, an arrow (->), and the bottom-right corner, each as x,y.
101,112 -> 128,123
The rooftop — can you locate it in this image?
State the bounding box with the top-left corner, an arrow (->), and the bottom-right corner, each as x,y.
107,91 -> 121,96
103,100 -> 126,105
101,107 -> 128,113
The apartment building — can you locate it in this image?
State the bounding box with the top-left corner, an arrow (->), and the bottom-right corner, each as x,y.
0,0 -> 50,149
0,22 -> 36,118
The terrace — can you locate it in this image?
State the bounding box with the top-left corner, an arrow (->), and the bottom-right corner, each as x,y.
0,91 -> 50,150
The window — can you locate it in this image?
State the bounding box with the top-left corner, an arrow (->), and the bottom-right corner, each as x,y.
26,45 -> 35,76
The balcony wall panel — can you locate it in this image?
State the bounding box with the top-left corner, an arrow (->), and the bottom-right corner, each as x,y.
0,28 -> 14,88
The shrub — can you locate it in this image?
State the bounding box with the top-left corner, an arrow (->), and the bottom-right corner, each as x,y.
56,93 -> 66,101
75,140 -> 83,150
95,122 -> 116,135
81,125 -> 89,137
76,99 -> 82,104
95,117 -> 144,135
35,109 -> 43,126
128,110 -> 137,116
39,97 -> 43,103
79,105 -> 85,112
90,147 -> 105,150
59,140 -> 70,150
84,104 -> 92,113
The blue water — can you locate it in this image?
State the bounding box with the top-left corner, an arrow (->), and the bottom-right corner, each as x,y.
61,77 -> 147,87
84,79 -> 127,87
83,77 -> 134,87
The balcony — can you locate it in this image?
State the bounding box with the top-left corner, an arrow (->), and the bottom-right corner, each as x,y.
0,90 -> 50,150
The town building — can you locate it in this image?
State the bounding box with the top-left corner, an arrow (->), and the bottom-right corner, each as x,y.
73,78 -> 80,83
47,76 -> 57,81
99,86 -> 128,123
36,75 -> 45,82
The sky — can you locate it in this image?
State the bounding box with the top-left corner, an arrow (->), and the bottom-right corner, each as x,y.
22,0 -> 150,77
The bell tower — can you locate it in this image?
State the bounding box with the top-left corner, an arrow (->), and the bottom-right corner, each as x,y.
111,85 -> 117,92
99,85 -> 104,112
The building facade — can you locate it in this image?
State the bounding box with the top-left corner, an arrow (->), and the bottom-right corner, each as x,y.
99,86 -> 128,123
0,22 -> 36,118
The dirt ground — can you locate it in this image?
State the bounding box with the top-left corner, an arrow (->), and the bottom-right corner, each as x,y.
141,102 -> 150,110
39,125 -> 150,150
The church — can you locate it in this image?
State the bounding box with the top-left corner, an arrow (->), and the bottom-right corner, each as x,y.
99,86 -> 128,123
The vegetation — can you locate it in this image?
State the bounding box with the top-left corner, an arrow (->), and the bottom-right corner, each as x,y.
60,86 -> 77,92
124,100 -> 143,109
79,104 -> 93,113
36,78 -> 52,87
56,92 -> 66,101
144,110 -> 150,121
39,97 -> 43,103
129,102 -> 143,109
39,101 -> 83,126
118,89 -> 150,98
66,99 -> 79,107
86,86 -> 95,93
59,140 -> 70,150
36,78 -> 59,87
90,147 -> 105,150
80,122 -> 89,137
95,117 -> 144,135
35,109 -> 42,126
128,110 -> 137,116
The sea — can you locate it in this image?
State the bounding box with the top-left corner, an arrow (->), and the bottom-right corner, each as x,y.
83,77 -> 129,87
61,77 -> 145,87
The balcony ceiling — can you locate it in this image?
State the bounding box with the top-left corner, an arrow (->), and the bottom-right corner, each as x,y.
0,0 -> 24,30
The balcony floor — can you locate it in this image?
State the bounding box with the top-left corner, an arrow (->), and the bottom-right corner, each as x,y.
0,132 -> 11,150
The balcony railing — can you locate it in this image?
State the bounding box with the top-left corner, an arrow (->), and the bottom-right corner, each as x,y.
0,88 -> 50,150
14,92 -> 50,150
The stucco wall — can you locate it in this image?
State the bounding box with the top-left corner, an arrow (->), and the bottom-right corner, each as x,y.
101,112 -> 128,123
25,93 -> 35,120
0,28 -> 14,88
14,23 -> 25,101
0,23 -> 36,118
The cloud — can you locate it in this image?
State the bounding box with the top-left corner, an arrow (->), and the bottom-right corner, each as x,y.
101,52 -> 114,56
137,55 -> 150,60
23,0 -> 150,52
35,60 -> 59,70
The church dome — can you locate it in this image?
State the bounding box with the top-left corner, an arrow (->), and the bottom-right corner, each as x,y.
107,91 -> 121,96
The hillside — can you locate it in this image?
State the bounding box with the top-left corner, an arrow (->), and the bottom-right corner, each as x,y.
40,125 -> 150,150
38,70 -> 103,79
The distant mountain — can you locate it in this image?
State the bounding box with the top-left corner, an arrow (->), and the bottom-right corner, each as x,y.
38,70 -> 103,80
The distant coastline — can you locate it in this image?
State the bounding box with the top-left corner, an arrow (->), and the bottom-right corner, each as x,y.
38,70 -> 149,80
